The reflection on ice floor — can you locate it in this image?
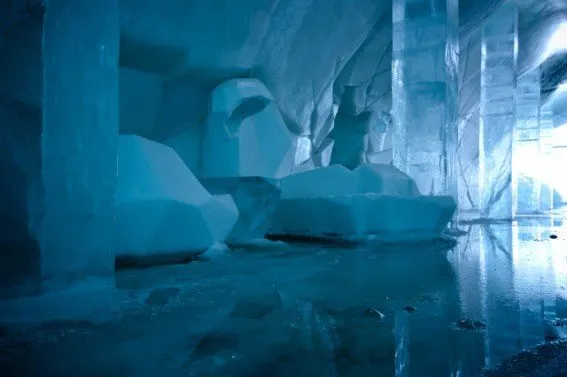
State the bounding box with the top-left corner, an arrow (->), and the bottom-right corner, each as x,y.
1,219 -> 566,377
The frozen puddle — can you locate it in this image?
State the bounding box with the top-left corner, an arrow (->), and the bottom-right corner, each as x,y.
1,220 -> 566,377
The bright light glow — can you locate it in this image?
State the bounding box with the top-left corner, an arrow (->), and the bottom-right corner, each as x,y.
551,125 -> 567,201
544,22 -> 567,59
515,123 -> 567,201
557,82 -> 567,94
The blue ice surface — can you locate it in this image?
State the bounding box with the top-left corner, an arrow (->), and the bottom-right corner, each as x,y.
1,218 -> 566,376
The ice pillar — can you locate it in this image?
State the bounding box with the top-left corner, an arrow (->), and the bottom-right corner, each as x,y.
392,0 -> 459,198
40,0 -> 119,289
539,105 -> 554,211
514,69 -> 541,214
479,1 -> 518,219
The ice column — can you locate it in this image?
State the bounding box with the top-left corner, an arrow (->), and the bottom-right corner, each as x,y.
392,0 -> 459,198
514,69 -> 541,214
539,105 -> 554,211
41,0 -> 119,289
479,1 -> 518,219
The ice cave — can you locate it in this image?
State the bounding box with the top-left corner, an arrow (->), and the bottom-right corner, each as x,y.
0,0 -> 567,376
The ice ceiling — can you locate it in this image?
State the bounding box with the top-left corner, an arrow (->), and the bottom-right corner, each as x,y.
113,0 -> 567,140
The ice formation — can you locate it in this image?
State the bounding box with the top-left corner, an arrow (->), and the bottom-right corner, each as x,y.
2,0 -> 567,317
200,177 -> 281,244
202,78 -> 295,179
270,164 -> 456,241
515,69 -> 541,214
115,135 -> 238,259
539,104 -> 555,210
391,0 -> 459,198
39,0 -> 119,286
478,1 -> 518,219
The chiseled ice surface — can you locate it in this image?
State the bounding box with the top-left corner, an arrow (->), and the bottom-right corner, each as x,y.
392,0 -> 459,198
1,218 -> 566,376
40,0 -> 119,286
539,105 -> 555,211
202,79 -> 295,180
116,135 -> 238,259
199,177 -> 282,244
515,69 -> 541,214
478,1 -> 518,219
273,164 -> 453,241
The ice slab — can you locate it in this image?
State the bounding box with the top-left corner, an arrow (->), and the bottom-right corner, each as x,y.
353,163 -> 420,196
200,177 -> 281,244
271,164 -> 455,242
281,165 -> 356,198
282,163 -> 420,199
269,194 -> 455,242
116,135 -> 238,260
202,79 -> 295,179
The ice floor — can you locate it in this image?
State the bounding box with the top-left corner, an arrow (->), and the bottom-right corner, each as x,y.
1,219 -> 566,377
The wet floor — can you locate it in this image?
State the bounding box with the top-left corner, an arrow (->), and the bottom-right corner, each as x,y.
0,218 -> 566,377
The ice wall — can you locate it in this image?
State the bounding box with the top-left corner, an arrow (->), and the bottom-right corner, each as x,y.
114,0 -> 567,190
479,1 -> 518,219
457,29 -> 482,212
40,0 -> 119,288
119,0 -> 392,159
391,0 -> 459,198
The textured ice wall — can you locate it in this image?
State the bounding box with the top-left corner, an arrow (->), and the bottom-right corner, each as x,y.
116,0 -> 567,189
478,1 -> 518,219
120,0 -> 391,143
515,69 -> 541,214
392,0 -> 459,198
40,0 -> 119,287
539,105 -> 555,210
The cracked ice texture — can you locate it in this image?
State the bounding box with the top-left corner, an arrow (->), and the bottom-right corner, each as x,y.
457,28 -> 482,212
479,1 -> 518,219
515,68 -> 541,214
391,0 -> 459,198
40,0 -> 119,286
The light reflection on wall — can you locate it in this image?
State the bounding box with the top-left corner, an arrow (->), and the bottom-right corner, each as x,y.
543,22 -> 567,61
514,120 -> 567,205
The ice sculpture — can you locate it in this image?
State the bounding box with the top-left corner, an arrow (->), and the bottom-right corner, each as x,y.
515,69 -> 541,214
330,88 -> 374,169
539,105 -> 554,211
40,0 -> 119,287
116,135 -> 238,260
391,0 -> 459,198
269,164 -> 456,242
200,177 -> 281,244
479,1 -> 518,219
202,79 -> 295,179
